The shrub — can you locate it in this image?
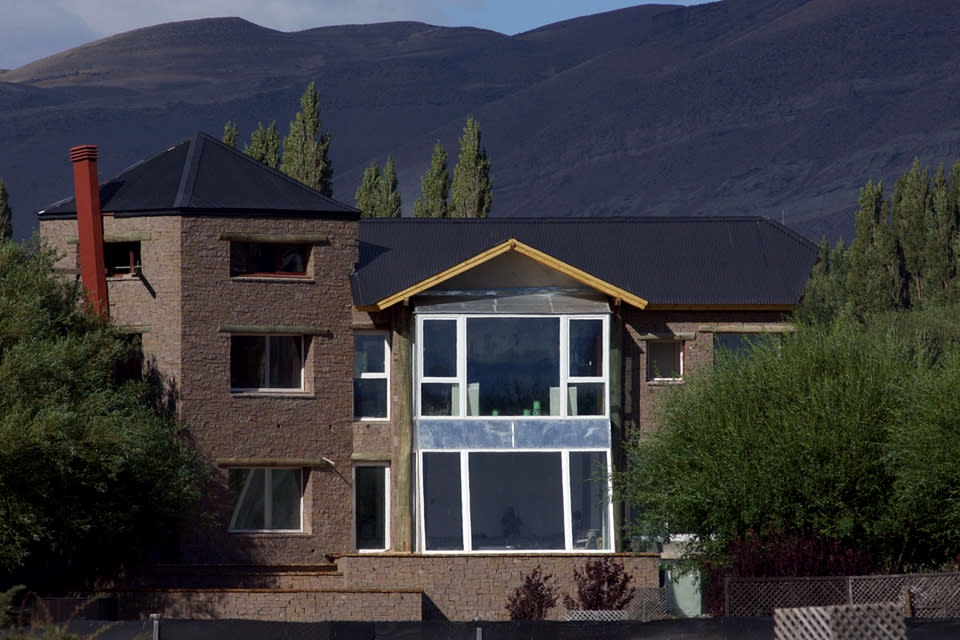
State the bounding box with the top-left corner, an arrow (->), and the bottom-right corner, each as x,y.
505,566 -> 558,620
563,557 -> 637,611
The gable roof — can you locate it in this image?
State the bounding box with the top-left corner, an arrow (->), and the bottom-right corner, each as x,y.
37,131 -> 358,218
351,217 -> 818,310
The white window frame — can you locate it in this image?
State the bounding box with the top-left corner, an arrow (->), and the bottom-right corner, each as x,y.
230,334 -> 305,392
228,467 -> 304,533
646,339 -> 684,382
415,314 -> 610,418
416,448 -> 614,554
353,331 -> 390,420
354,463 -> 390,552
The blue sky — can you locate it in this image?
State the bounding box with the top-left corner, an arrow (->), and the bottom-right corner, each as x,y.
0,0 -> 708,70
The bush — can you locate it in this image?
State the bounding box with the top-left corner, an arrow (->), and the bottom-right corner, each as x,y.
505,566 -> 558,620
563,558 -> 637,611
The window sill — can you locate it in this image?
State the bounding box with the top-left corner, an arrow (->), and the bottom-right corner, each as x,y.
230,276 -> 315,284
646,379 -> 685,386
231,390 -> 313,399
228,530 -> 310,536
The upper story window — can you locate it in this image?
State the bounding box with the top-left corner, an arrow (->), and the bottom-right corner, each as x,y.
416,314 -> 608,418
104,241 -> 141,277
647,340 -> 684,381
230,242 -> 310,277
231,335 -> 304,392
354,332 -> 390,420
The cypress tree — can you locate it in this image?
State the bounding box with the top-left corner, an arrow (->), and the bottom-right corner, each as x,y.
0,179 -> 11,241
244,121 -> 280,169
414,141 -> 450,218
281,81 -> 333,196
450,117 -> 492,218
222,121 -> 239,149
355,162 -> 382,218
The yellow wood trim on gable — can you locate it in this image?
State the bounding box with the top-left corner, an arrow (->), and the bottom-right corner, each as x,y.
365,239 -> 648,311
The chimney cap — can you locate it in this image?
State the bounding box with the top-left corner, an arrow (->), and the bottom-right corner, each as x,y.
70,145 -> 98,163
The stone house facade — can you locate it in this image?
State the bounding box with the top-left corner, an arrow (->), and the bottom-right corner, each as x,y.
38,133 -> 817,621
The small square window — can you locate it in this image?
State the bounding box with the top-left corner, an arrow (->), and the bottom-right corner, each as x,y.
354,333 -> 389,419
355,465 -> 389,551
231,335 -> 304,391
647,341 -> 683,381
230,242 -> 310,277
104,241 -> 140,277
228,468 -> 302,531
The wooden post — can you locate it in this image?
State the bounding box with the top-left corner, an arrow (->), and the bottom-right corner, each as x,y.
391,306 -> 413,551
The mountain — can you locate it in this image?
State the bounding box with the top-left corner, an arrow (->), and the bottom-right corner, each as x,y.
1,0 -> 959,242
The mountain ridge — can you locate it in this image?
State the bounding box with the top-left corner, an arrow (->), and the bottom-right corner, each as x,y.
1,0 -> 958,241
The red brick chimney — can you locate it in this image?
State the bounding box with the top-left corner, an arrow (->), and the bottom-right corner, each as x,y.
70,144 -> 109,318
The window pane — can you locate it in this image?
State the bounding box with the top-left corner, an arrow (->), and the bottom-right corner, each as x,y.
423,453 -> 463,550
570,452 -> 610,550
231,336 -> 266,389
467,317 -> 559,416
648,341 -> 682,379
104,242 -> 140,277
421,383 -> 458,416
468,452 -> 564,550
355,334 -> 386,375
423,319 -> 457,378
356,466 -> 387,550
269,469 -> 302,530
569,382 -> 605,416
269,336 -> 303,389
229,469 -> 266,530
714,333 -> 775,363
570,319 -> 604,377
354,378 -> 388,419
275,244 -> 309,274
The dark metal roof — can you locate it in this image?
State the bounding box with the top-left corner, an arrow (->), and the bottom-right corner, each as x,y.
351,217 -> 818,308
37,131 -> 358,218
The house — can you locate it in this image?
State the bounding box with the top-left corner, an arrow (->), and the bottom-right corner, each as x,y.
38,132 -> 818,621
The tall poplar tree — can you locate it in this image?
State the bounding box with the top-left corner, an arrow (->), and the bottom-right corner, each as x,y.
379,156 -> 402,218
892,158 -> 931,307
450,117 -> 492,218
355,162 -> 382,218
355,157 -> 401,218
847,181 -> 905,314
281,81 -> 333,196
245,121 -> 281,169
222,121 -> 239,149
0,179 -> 11,241
414,141 -> 450,218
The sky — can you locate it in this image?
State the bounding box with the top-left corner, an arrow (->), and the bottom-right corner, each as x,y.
0,0 -> 708,70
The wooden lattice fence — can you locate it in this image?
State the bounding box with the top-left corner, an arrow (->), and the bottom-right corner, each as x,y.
774,602 -> 906,640
727,572 -> 960,617
564,587 -> 668,622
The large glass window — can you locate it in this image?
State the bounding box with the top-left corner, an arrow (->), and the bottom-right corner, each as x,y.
231,335 -> 304,391
355,465 -> 389,551
354,333 -> 389,419
228,468 -> 302,531
417,315 -> 607,417
230,242 -> 310,277
420,450 -> 612,552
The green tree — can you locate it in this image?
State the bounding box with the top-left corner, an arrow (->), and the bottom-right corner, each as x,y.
222,121 -> 239,149
891,158 -> 931,307
414,141 -> 451,218
846,180 -> 905,314
379,155 -> 402,218
617,311 -> 960,578
244,121 -> 281,169
925,163 -> 960,306
0,180 -> 11,241
796,238 -> 850,324
355,162 -> 381,218
281,81 -> 333,196
450,117 -> 492,218
0,238 -> 206,590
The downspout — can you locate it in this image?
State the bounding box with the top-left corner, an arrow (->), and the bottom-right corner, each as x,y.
70,144 -> 109,318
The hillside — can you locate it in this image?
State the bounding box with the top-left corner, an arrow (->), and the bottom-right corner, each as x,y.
1,0 -> 958,241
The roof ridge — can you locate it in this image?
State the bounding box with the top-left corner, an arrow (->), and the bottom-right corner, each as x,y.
173,131 -> 206,209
